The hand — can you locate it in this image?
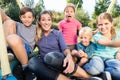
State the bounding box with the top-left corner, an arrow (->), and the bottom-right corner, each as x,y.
71,49 -> 78,56
116,53 -> 120,60
78,50 -> 85,57
63,54 -> 75,74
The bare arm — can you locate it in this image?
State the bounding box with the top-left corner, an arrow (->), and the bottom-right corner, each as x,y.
63,48 -> 75,74
98,39 -> 120,47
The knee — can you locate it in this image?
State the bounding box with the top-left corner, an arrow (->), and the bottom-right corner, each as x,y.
28,57 -> 38,70
83,56 -> 104,75
44,52 -> 65,68
7,34 -> 22,46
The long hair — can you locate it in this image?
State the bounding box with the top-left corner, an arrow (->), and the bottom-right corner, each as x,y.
35,10 -> 52,43
96,12 -> 116,38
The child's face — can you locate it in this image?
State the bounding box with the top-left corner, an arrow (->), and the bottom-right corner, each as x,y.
38,13 -> 52,31
97,19 -> 112,35
79,33 -> 91,46
64,7 -> 75,21
20,12 -> 34,27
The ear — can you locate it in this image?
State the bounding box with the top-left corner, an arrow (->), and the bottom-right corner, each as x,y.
19,16 -> 22,20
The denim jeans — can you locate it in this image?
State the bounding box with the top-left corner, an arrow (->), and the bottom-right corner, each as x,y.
28,56 -> 60,80
105,59 -> 120,80
83,56 -> 120,80
83,56 -> 104,75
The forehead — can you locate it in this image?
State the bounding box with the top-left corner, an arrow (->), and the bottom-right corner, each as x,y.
21,12 -> 33,17
97,19 -> 110,23
65,7 -> 74,11
41,13 -> 51,18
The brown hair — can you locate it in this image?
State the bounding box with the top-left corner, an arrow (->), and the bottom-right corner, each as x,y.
35,10 -> 52,43
96,12 -> 116,38
64,3 -> 75,12
20,6 -> 35,17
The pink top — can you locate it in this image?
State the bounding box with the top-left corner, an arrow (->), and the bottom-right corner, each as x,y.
58,19 -> 82,45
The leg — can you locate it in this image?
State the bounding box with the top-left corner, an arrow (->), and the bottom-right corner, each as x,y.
44,52 -> 91,78
105,59 -> 120,80
6,34 -> 28,65
3,20 -> 16,40
78,58 -> 88,67
83,56 -> 104,75
28,57 -> 70,80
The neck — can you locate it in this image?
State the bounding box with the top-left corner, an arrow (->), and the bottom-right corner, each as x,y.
44,29 -> 52,36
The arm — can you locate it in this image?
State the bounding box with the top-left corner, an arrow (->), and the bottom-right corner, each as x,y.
98,39 -> 120,47
63,48 -> 75,74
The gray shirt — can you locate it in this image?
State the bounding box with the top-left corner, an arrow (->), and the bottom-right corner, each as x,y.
16,22 -> 36,52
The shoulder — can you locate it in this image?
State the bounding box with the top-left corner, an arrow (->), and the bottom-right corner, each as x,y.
52,29 -> 61,35
59,19 -> 66,24
73,19 -> 82,26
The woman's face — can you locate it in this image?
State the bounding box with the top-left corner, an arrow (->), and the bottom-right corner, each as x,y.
97,19 -> 112,35
20,12 -> 34,27
39,13 -> 52,31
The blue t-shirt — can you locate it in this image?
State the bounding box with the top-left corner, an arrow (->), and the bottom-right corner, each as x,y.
77,42 -> 96,58
38,29 -> 67,57
93,31 -> 120,59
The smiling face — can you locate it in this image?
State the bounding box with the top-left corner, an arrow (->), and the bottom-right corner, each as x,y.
20,11 -> 34,27
38,13 -> 52,32
97,19 -> 112,36
79,33 -> 91,46
97,13 -> 113,36
64,6 -> 75,21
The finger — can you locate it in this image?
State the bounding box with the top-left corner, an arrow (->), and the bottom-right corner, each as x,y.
63,58 -> 67,67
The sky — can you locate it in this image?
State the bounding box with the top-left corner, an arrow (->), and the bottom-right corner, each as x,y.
21,0 -> 120,17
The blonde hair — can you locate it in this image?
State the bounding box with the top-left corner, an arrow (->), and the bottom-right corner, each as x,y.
96,12 -> 116,38
64,3 -> 75,12
79,27 -> 93,38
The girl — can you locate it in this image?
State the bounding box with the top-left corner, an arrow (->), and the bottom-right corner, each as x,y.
58,3 -> 82,51
83,12 -> 120,80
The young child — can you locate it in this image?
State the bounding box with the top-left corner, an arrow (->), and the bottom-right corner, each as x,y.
2,7 -> 36,80
71,27 -> 96,67
58,3 -> 82,51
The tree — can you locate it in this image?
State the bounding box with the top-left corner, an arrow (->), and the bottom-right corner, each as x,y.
75,9 -> 90,27
92,0 -> 110,19
92,0 -> 120,19
0,0 -> 20,21
66,0 -> 83,9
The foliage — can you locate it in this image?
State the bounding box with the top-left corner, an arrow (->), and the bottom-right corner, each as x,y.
0,0 -> 42,23
113,16 -> 120,29
75,9 -> 90,27
0,0 -> 20,21
112,4 -> 120,18
92,0 -> 110,19
66,0 -> 83,9
92,0 -> 120,19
